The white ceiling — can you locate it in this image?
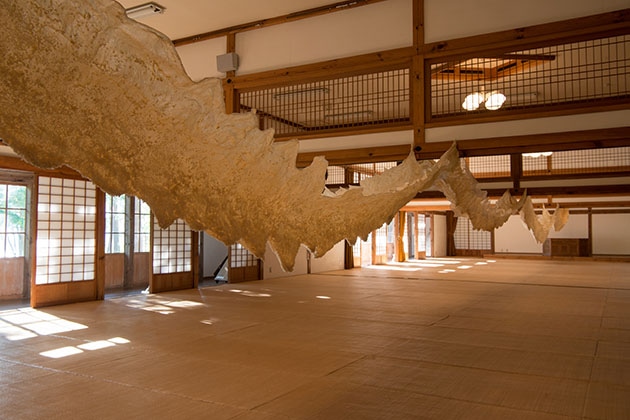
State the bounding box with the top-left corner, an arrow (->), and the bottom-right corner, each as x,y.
115,0 -> 344,40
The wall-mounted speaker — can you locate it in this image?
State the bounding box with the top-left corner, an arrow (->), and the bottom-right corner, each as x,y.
216,52 -> 239,73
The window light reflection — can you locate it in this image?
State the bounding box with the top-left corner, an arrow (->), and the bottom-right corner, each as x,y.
125,297 -> 207,314
40,336 -> 130,359
0,307 -> 87,341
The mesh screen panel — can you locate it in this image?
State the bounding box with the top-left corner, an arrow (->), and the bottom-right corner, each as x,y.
36,177 -> 96,284
240,68 -> 410,137
153,219 -> 191,274
430,34 -> 630,120
523,147 -> 630,176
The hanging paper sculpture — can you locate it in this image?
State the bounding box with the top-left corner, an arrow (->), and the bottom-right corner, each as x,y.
0,0 -> 566,270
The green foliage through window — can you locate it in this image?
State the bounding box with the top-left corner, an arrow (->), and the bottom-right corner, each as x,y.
0,184 -> 27,258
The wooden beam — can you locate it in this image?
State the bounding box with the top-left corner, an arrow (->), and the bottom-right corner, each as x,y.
415,127 -> 630,159
510,153 -> 522,191
411,0 -> 425,154
296,144 -> 411,167
423,9 -> 630,58
414,184 -> 630,199
0,155 -> 85,179
227,47 -> 413,90
225,33 -> 236,79
172,0 -> 389,47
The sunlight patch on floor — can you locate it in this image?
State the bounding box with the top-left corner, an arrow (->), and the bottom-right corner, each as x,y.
0,307 -> 87,341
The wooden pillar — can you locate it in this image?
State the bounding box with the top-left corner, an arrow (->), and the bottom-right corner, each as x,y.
411,0 -> 425,157
445,211 -> 455,256
510,153 -> 523,193
123,195 -> 135,289
191,231 -> 200,288
95,188 -> 106,300
28,176 -> 39,306
223,33 -> 239,114
587,208 -> 593,256
344,241 -> 355,269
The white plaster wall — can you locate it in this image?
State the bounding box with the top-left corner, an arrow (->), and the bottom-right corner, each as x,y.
433,214 -> 447,257
592,214 -> 630,255
425,110 -> 630,143
495,215 -> 541,253
202,233 -> 228,277
548,214 -> 589,239
298,130 -> 413,154
263,243 -> 308,279
311,240 -> 345,273
495,214 -> 590,254
425,0 -> 630,43
236,0 -> 412,74
263,241 -> 346,279
175,37 -> 227,81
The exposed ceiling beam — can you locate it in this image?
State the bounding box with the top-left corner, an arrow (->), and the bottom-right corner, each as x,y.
415,184 -> 630,200
415,127 -> 630,159
172,0 -> 388,47
296,144 -> 410,167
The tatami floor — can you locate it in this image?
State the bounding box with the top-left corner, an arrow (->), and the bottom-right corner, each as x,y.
1,258 -> 629,419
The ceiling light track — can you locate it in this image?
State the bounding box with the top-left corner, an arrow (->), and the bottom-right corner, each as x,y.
126,2 -> 165,20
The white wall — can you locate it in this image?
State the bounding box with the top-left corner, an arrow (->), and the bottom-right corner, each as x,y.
176,37 -> 227,81
495,215 -> 541,253
236,0 -> 412,74
298,130 -> 414,154
424,0 -> 630,43
263,241 -> 345,279
426,110 -> 630,143
311,241 -> 345,273
202,233 -> 228,277
592,214 -> 630,255
495,213 -> 630,256
495,213 -> 590,254
263,243 -> 308,279
433,214 -> 447,257
548,214 -> 589,239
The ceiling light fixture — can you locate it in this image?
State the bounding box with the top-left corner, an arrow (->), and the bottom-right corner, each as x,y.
462,91 -> 506,111
461,92 -> 486,111
126,3 -> 165,19
484,91 -> 506,110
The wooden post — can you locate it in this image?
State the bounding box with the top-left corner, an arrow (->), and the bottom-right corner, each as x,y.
412,0 -> 425,156
123,195 -> 135,289
95,188 -> 106,300
510,153 -> 523,193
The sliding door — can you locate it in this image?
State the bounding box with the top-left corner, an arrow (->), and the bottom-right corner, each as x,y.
150,217 -> 198,293
32,176 -> 101,307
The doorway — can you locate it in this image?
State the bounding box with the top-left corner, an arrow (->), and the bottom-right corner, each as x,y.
0,171 -> 32,301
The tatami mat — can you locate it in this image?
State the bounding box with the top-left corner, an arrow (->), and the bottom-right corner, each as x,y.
1,258 -> 629,419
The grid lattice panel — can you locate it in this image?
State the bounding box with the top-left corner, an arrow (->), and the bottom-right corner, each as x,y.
240,68 -> 410,136
36,177 -> 96,284
230,243 -> 257,268
523,147 -> 630,176
152,219 -> 191,274
325,162 -> 399,185
431,34 -> 630,119
416,214 -> 426,252
454,217 -> 491,251
0,184 -> 27,258
352,238 -> 361,258
105,194 -> 125,254
374,224 -> 387,256
326,166 -> 346,185
134,197 -> 151,253
465,156 -> 511,178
